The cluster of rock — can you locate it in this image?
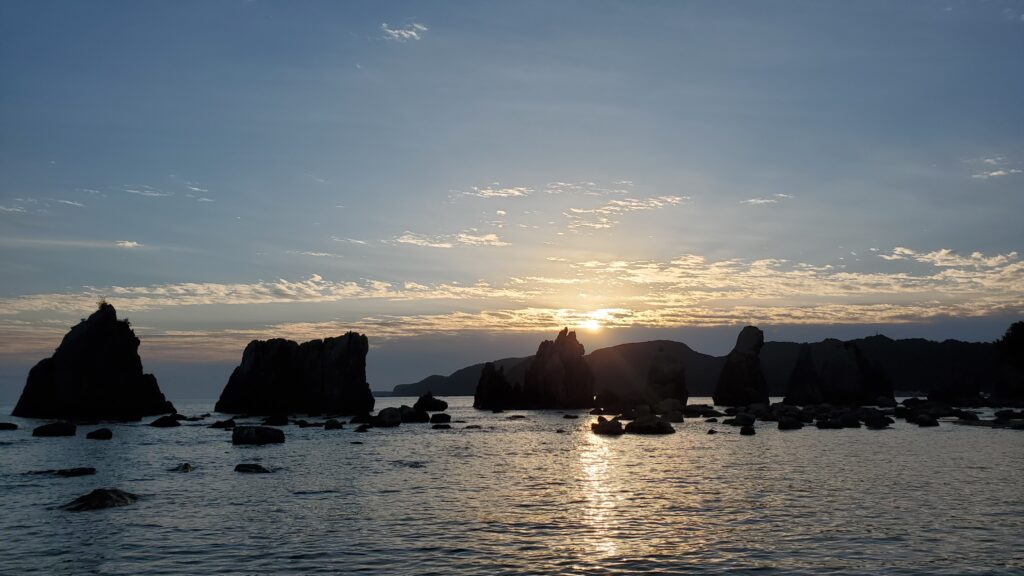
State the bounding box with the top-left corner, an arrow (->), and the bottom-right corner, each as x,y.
215,333 -> 375,415
474,328 -> 594,410
13,303 -> 175,420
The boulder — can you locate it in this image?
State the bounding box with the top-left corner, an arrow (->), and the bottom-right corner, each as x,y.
783,344 -> 823,405
399,405 -> 430,423
235,463 -> 272,473
355,424 -> 371,432
149,415 -> 181,428
374,407 -> 402,427
591,416 -> 625,435
323,419 -> 345,430
33,421 -> 76,437
429,413 -> 452,424
231,425 -> 285,445
778,417 -> 804,431
713,326 -> 769,406
740,425 -> 756,436
13,303 -> 175,420
210,418 -> 236,429
215,332 -> 375,415
86,428 -> 113,440
0,422 -> 18,431
169,463 -> 193,472
63,488 -> 138,511
413,392 -> 448,412
624,415 -> 675,435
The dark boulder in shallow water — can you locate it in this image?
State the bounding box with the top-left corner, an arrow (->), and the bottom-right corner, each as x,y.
235,463 -> 272,474
591,416 -> 624,436
400,405 -> 430,423
14,303 -> 175,420
231,425 -> 285,445
713,326 -> 769,407
149,415 -> 181,428
429,413 -> 451,424
624,415 -> 675,435
740,425 -> 756,436
432,424 -> 451,430
169,463 -> 193,472
374,407 -> 402,427
86,428 -> 113,440
0,422 -> 18,431
210,418 -> 235,429
63,488 -> 138,511
323,419 -> 344,430
413,392 -> 448,412
215,332 -> 375,416
32,422 -> 76,437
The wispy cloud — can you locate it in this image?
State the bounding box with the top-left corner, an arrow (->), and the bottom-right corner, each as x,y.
456,232 -> 510,247
381,22 -> 428,42
741,193 -> 794,205
972,169 -> 1022,180
284,250 -> 344,259
332,236 -> 367,245
394,232 -> 454,249
461,184 -> 533,198
565,196 -> 687,230
394,230 -> 511,248
115,240 -> 142,249
52,199 -> 85,208
0,206 -> 26,213
124,185 -> 172,197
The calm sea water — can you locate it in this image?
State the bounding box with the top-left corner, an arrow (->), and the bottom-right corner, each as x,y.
1,396 -> 1022,575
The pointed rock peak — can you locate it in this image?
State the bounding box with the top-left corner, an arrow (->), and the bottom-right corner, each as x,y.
734,326 -> 764,355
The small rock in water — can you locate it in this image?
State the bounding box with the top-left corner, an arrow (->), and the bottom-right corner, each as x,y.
707,429 -> 717,435
234,463 -> 272,474
32,422 -> 76,437
374,407 -> 402,427
740,425 -> 756,436
464,425 -> 482,430
0,422 -> 18,431
429,413 -> 451,424
169,463 -> 193,472
86,428 -> 113,440
563,414 -> 579,420
591,416 -> 625,436
705,417 -> 718,423
63,488 -> 138,511
413,392 -> 448,412
232,425 -> 285,445
355,424 -> 371,433
506,415 -> 527,420
149,415 -> 181,428
323,419 -> 344,430
624,415 -> 675,435
29,467 -> 96,477
556,428 -> 566,433
350,441 -> 363,445
210,418 -> 236,429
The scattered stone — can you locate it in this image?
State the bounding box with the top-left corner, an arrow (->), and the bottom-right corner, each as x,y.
149,415 -> 181,428
591,416 -> 625,436
231,425 -> 285,445
740,425 -> 756,436
430,413 -> 451,424
0,423 -> 18,431
235,463 -> 272,473
324,419 -> 344,430
86,428 -> 113,440
63,488 -> 138,511
778,417 -> 804,431
169,463 -> 193,472
624,415 -> 675,435
373,407 -> 402,427
707,429 -> 717,434
32,422 -> 76,437
400,405 -> 430,423
464,425 -> 482,430
351,441 -> 363,444
210,418 -> 236,429
506,415 -> 527,420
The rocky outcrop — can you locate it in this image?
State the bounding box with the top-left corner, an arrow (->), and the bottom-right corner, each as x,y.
646,346 -> 688,406
13,303 -> 175,420
413,392 -> 448,412
783,344 -> 822,405
235,463 -> 272,473
63,488 -> 138,511
32,421 -> 76,437
713,326 -> 769,406
215,333 -> 375,415
817,340 -> 894,405
475,328 -> 594,410
231,425 -> 285,445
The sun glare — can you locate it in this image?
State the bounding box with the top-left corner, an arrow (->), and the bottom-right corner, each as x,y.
580,318 -> 602,332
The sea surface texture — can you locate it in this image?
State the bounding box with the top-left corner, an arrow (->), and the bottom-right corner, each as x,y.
1,397 -> 1022,575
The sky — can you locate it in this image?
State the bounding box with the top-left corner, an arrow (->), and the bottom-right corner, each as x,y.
1,1 -> 1023,400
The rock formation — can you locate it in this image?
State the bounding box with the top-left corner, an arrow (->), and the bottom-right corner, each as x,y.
63,488 -> 138,512
13,302 -> 175,419
713,326 -> 769,406
215,332 -> 375,415
816,340 -> 894,405
475,328 -> 595,410
783,344 -> 823,405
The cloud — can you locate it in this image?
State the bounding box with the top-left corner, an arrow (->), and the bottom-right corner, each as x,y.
456,232 -> 510,247
462,184 -> 533,198
394,232 -> 454,248
332,236 -> 367,245
124,186 -> 173,197
0,206 -> 26,213
741,194 -> 793,205
115,240 -> 142,249
52,199 -> 85,208
284,250 -> 344,259
381,22 -> 428,42
972,169 -> 1022,180
565,196 -> 686,230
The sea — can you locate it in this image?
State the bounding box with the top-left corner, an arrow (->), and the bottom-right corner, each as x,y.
1,396 -> 1022,575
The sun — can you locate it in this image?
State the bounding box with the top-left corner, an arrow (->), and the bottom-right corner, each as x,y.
580,318 -> 602,332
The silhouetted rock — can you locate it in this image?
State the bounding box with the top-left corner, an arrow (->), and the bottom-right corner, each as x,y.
740,425 -> 755,436
647,346 -> 688,405
713,327 -> 769,406
169,463 -> 193,472
624,415 -> 675,435
399,405 -> 430,423
778,416 -> 804,430
231,425 -> 285,445
29,467 -> 96,477
0,422 -> 18,431
324,419 -> 344,430
210,418 -> 235,429
86,428 -> 112,440
473,362 -> 516,410
215,332 -> 375,415
432,424 -> 451,430
374,407 -> 402,427
262,415 -> 288,426
784,344 -> 823,405
355,424 -> 371,432
413,392 -> 448,412
591,416 -> 625,435
150,415 -> 181,428
63,488 -> 138,511
817,340 -> 895,405
994,321 -> 1024,403
235,463 -> 272,473
32,421 -> 76,437
430,413 -> 451,424
13,303 -> 174,420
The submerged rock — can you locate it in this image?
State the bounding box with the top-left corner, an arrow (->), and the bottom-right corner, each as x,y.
231,425 -> 285,445
215,332 -> 375,416
210,418 -> 236,429
713,326 -> 769,407
63,488 -> 138,511
399,405 -> 430,423
235,463 -> 272,474
0,423 -> 18,431
86,428 -> 113,440
149,415 -> 181,428
430,413 -> 451,424
29,467 -> 96,477
591,416 -> 625,435
169,463 -> 193,473
323,419 -> 345,430
14,303 -> 175,420
624,415 -> 675,435
374,407 -> 402,427
32,422 -> 76,437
